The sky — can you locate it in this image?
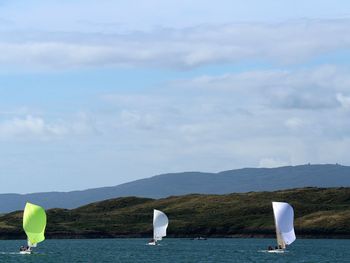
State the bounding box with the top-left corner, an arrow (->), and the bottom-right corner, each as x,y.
1,0 -> 350,193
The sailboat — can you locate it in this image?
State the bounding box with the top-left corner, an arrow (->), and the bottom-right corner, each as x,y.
268,201 -> 296,253
148,209 -> 168,245
20,202 -> 47,254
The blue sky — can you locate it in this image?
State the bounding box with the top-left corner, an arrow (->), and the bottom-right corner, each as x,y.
1,1 -> 350,193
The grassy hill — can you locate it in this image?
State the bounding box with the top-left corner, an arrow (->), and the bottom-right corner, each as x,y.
0,187 -> 350,239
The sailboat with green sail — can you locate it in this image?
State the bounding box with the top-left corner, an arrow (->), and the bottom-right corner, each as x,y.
20,202 -> 47,254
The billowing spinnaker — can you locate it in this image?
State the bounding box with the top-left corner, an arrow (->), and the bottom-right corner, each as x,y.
23,202 -> 47,246
272,202 -> 296,246
153,209 -> 168,241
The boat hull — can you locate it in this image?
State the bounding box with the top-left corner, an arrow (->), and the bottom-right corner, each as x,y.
267,249 -> 285,253
19,251 -> 32,255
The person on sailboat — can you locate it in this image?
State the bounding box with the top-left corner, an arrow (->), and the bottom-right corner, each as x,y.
268,246 -> 273,251
19,245 -> 31,252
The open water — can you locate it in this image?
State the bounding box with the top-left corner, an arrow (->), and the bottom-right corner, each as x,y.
0,238 -> 349,263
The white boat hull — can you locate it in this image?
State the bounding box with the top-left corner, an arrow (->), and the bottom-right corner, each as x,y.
267,249 -> 286,253
148,241 -> 157,246
19,250 -> 32,255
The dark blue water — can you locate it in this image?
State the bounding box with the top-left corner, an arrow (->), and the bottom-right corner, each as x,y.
0,238 -> 349,262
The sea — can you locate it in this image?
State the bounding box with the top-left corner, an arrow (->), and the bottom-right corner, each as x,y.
0,238 -> 349,263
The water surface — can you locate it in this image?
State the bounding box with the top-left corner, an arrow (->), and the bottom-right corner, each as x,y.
0,238 -> 349,262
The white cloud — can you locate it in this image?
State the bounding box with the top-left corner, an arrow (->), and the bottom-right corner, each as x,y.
119,110 -> 158,130
259,157 -> 289,168
3,1 -> 349,33
176,65 -> 350,110
285,117 -> 304,130
0,115 -> 67,138
0,114 -> 98,140
336,93 -> 350,109
2,2 -> 350,193
95,65 -> 350,148
2,65 -> 350,191
1,19 -> 350,70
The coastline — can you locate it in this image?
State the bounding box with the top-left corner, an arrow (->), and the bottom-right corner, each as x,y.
1,233 -> 350,240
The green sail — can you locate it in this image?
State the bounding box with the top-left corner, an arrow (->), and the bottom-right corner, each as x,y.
23,202 -> 47,246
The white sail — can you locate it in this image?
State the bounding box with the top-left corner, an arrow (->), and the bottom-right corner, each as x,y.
153,209 -> 168,241
275,224 -> 286,249
27,240 -> 37,248
272,202 -> 296,248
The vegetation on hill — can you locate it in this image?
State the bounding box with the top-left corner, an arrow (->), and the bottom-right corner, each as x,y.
0,187 -> 350,239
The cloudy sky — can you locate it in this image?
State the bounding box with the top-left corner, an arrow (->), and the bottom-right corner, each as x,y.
1,0 -> 350,193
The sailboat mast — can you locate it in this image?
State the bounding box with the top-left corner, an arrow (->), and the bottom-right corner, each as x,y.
273,212 -> 279,246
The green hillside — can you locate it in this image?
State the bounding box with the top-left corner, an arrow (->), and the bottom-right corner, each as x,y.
0,187 -> 350,239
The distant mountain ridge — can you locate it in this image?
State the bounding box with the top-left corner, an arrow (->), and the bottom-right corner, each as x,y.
0,164 -> 349,212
